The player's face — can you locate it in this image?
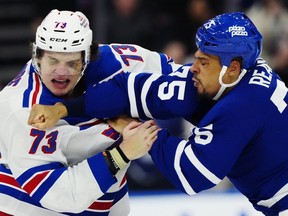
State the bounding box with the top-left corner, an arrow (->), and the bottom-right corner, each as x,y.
190,50 -> 223,99
38,51 -> 83,96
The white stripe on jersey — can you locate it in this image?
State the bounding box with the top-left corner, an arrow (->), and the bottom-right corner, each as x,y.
127,73 -> 138,118
22,170 -> 52,196
257,183 -> 288,208
98,69 -> 124,84
141,74 -> 161,118
279,209 -> 288,216
174,140 -> 196,195
0,171 -> 25,192
30,72 -> 42,106
185,147 -> 222,185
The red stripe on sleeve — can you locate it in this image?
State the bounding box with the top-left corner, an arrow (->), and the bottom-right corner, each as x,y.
31,73 -> 40,106
88,200 -> 113,211
120,175 -> 127,187
0,173 -> 21,188
23,171 -> 50,194
0,211 -> 13,216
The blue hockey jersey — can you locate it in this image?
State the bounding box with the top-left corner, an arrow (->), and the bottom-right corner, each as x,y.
149,58 -> 288,215
68,58 -> 288,215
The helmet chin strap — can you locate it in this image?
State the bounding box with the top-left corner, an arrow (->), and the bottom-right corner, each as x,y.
213,65 -> 247,100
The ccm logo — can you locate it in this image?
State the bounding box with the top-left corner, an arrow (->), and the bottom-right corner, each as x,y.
50,38 -> 68,42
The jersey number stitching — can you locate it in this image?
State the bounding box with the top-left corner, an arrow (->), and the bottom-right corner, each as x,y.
111,44 -> 143,66
29,129 -> 58,154
158,81 -> 186,100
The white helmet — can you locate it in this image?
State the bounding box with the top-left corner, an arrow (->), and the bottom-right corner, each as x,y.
34,9 -> 93,72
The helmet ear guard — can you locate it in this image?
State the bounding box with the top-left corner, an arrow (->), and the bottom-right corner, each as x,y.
32,43 -> 40,73
196,12 -> 262,70
33,9 -> 93,74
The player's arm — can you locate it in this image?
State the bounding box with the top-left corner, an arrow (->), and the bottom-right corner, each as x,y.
108,43 -> 181,75
81,64 -> 197,121
149,101 -> 258,196
85,44 -> 182,87
8,109 -> 159,212
28,65 -> 198,129
28,102 -> 69,129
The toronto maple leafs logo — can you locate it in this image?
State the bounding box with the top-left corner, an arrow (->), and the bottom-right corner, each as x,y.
203,20 -> 216,29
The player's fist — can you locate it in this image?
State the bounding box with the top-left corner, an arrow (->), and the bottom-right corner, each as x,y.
28,103 -> 68,129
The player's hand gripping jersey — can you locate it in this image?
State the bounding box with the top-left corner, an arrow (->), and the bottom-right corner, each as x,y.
63,58 -> 288,215
0,43 -> 178,215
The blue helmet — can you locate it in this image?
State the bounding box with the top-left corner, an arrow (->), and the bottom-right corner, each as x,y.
196,12 -> 262,69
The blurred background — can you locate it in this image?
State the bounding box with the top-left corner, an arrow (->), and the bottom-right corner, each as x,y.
2,0 -> 288,88
1,0 -> 288,215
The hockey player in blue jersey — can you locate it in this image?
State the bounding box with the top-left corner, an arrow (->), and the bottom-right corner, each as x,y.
28,12 -> 288,215
147,12 -> 288,215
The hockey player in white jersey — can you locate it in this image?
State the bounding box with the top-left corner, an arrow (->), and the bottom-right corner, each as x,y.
29,12 -> 288,215
0,9 -> 169,215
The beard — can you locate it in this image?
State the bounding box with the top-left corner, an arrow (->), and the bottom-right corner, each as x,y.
197,88 -> 216,100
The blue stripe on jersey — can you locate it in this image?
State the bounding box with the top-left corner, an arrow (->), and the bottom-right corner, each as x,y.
112,182 -> 128,204
0,165 -> 43,207
31,167 -> 65,201
0,184 -> 42,207
17,162 -> 64,185
65,182 -> 128,216
67,210 -> 110,216
22,66 -> 35,108
87,154 -> 116,192
0,165 -> 11,174
159,53 -> 173,75
98,180 -> 127,201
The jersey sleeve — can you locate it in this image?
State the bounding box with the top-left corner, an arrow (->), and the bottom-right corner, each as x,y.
62,95 -> 85,118
149,96 -> 260,195
84,43 -> 182,86
3,108 -> 126,213
81,64 -> 198,120
107,43 -> 180,75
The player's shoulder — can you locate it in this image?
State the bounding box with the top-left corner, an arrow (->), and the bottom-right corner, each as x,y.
100,43 -> 159,56
97,44 -> 114,57
242,58 -> 281,97
88,44 -> 122,72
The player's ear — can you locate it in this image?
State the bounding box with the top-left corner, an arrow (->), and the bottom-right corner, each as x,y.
228,59 -> 241,77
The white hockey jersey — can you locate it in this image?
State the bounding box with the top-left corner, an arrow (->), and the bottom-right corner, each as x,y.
0,61 -> 129,215
0,43 -> 179,215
